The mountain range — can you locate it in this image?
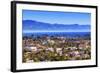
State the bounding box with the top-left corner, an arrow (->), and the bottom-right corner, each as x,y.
22,20 -> 90,32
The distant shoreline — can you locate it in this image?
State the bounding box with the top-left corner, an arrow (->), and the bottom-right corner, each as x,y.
22,31 -> 91,33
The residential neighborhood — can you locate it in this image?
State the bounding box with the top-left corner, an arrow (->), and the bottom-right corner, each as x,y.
22,35 -> 91,63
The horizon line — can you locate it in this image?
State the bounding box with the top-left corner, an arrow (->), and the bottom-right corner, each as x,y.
23,30 -> 90,33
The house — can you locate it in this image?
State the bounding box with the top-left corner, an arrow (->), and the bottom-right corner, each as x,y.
24,46 -> 37,52
47,47 -> 54,52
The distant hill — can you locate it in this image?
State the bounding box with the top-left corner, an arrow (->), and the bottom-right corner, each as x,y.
23,20 -> 90,31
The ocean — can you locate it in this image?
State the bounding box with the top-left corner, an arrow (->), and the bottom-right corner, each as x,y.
23,32 -> 90,38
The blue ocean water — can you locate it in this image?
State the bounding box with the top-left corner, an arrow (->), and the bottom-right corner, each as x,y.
23,32 -> 90,38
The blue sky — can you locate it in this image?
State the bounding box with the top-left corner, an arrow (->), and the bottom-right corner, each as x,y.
22,10 -> 91,25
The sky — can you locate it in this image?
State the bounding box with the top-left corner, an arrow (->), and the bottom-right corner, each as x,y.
22,10 -> 91,25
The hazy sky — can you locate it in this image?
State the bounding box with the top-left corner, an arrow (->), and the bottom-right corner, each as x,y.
22,10 -> 91,25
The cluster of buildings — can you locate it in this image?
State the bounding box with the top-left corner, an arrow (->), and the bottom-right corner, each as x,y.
22,36 -> 91,63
